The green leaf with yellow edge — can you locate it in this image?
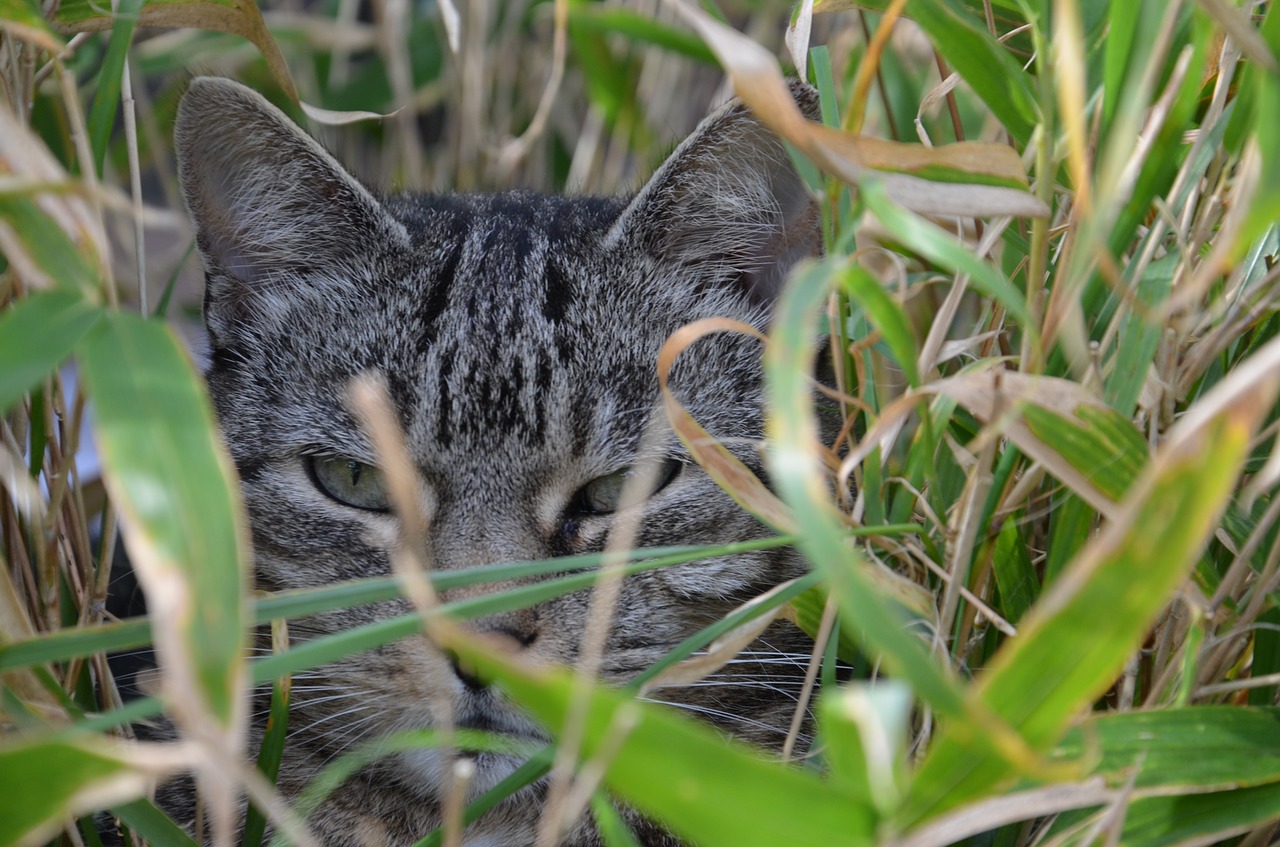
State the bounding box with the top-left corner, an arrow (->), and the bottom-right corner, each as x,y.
902,356 -> 1278,823
53,0 -> 298,102
0,291 -> 103,414
0,0 -> 63,51
448,628 -> 878,847
1051,706 -> 1280,793
0,194 -> 103,295
1019,403 -> 1149,503
0,737 -> 181,847
78,313 -> 249,734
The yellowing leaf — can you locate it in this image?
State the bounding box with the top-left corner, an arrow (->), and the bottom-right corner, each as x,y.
667,0 -> 1048,218
0,0 -> 63,51
54,0 -> 298,102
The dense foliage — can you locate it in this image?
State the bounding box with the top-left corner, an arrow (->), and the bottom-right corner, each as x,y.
3,1 -> 1280,846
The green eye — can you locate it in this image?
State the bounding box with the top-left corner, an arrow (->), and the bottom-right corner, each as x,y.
308,456 -> 390,511
577,459 -> 682,515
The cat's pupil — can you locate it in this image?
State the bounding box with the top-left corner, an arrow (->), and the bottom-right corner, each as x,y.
576,459 -> 682,516
309,456 -> 390,512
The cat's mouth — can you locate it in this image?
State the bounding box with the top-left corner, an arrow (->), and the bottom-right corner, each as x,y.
454,697 -> 547,741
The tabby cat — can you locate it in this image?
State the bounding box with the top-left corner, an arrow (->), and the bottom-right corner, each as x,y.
169,75 -> 823,846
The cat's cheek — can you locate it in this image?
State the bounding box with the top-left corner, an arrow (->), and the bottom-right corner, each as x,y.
656,551 -> 773,600
356,514 -> 401,552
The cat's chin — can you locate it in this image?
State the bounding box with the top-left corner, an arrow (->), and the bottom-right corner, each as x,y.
397,745 -> 532,800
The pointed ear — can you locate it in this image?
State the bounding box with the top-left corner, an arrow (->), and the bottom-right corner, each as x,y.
611,80 -> 822,307
174,78 -> 408,343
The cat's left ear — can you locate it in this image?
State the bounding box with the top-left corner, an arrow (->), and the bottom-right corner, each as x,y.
612,81 -> 822,308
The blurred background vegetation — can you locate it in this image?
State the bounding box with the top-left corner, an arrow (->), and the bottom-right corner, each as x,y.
5,1 -> 1280,846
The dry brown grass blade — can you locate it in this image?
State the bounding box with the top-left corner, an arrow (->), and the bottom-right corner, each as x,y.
54,1 -> 299,102
657,317 -> 796,534
886,778 -> 1116,847
842,368 -> 1123,517
637,579 -> 796,695
666,0 -> 1048,218
0,554 -> 65,723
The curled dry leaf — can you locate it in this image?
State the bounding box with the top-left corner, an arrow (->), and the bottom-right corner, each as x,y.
843,368 -> 1143,518
301,102 -> 403,126
657,318 -> 797,534
666,0 -> 1049,219
53,0 -> 299,102
785,0 -> 814,77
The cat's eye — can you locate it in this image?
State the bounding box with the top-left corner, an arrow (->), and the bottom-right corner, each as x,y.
576,459 -> 682,515
308,456 -> 391,512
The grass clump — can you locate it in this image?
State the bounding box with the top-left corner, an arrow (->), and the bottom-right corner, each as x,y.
3,1 -> 1280,846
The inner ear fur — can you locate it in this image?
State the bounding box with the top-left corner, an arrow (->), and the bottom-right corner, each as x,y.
611,80 -> 823,307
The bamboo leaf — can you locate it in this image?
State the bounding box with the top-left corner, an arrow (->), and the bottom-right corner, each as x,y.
903,337 -> 1280,822
78,314 -> 249,772
0,737 -> 185,847
0,291 -> 102,414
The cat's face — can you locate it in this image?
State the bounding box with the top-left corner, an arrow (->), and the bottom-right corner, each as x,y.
175,77 -> 822,836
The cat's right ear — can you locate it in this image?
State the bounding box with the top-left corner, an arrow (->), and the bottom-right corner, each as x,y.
609,80 -> 822,311
175,78 -> 408,344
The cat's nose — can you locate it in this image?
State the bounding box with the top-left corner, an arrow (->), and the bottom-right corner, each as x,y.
447,651 -> 488,692
447,620 -> 540,691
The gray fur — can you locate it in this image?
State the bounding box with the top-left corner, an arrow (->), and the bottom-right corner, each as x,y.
172,76 -> 823,846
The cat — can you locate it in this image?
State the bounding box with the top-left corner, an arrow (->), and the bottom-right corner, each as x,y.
166,74 -> 824,846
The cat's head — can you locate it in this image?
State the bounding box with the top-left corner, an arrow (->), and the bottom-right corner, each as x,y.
175,77 -> 822,811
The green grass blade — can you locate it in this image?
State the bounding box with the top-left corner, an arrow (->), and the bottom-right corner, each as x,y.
1053,706 -> 1280,792
1104,252 -> 1177,415
903,0 -> 1038,145
411,747 -> 555,847
765,260 -> 1040,777
110,798 -> 200,847
567,5 -> 717,64
862,181 -> 1031,327
86,0 -> 145,177
453,640 -> 877,847
840,263 -> 921,387
0,540 -> 794,673
989,517 -> 1038,625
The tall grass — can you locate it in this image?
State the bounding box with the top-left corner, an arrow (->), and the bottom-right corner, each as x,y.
3,1 -> 1280,846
